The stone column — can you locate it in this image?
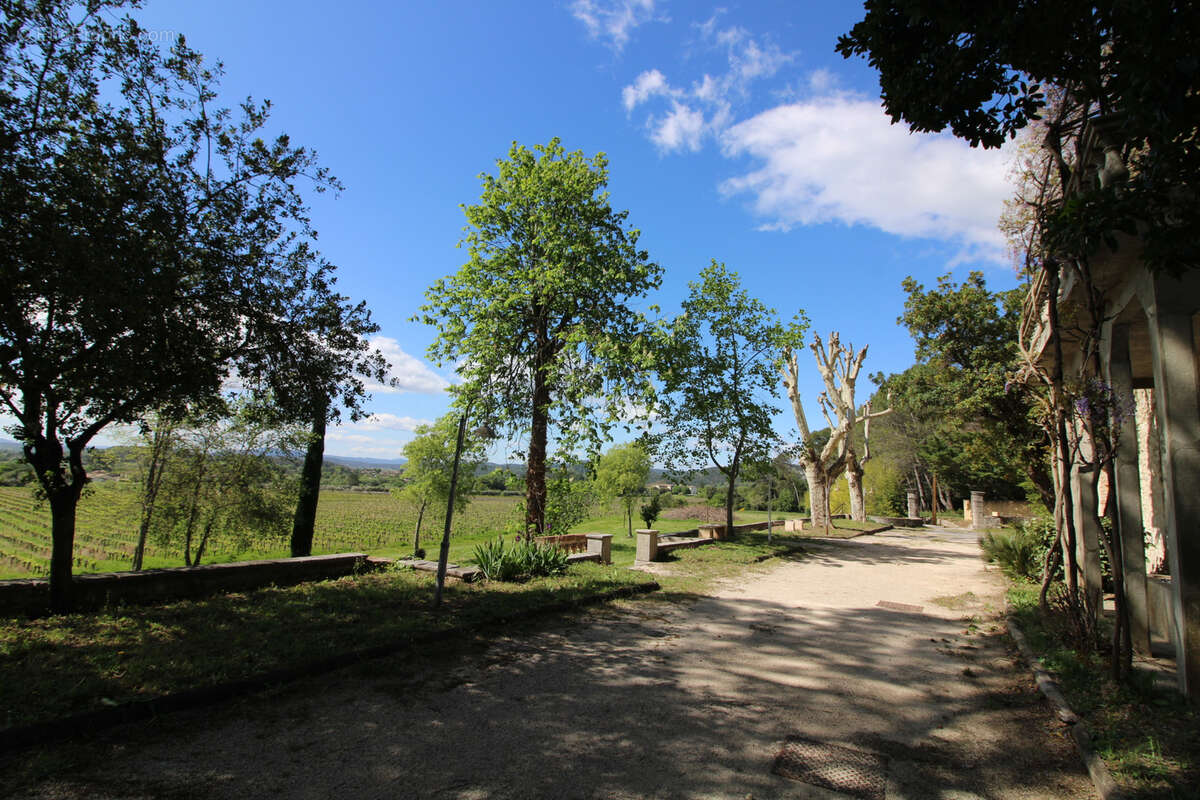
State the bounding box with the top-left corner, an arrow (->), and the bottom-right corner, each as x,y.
1147,306 -> 1200,698
970,491 -> 985,529
1108,324 -> 1152,655
586,533 -> 612,565
635,529 -> 659,562
907,492 -> 919,519
963,499 -> 970,521
1071,459 -> 1105,618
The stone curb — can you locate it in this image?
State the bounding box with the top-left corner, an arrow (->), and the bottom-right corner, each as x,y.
1005,613 -> 1125,800
0,580 -> 660,754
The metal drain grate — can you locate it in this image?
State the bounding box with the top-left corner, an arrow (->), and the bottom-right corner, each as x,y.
771,736 -> 888,800
876,599 -> 924,613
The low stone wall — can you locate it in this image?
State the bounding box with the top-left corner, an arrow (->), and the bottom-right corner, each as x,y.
869,516 -> 925,528
0,553 -> 374,617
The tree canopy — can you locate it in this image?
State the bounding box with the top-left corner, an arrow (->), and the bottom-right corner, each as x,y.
417,138 -> 661,536
656,261 -> 805,536
595,441 -> 651,537
869,272 -> 1050,508
0,1 -> 366,609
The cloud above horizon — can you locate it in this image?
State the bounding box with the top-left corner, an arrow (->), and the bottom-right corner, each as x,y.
720,96 -> 1010,255
366,336 -> 450,395
570,0 -> 661,51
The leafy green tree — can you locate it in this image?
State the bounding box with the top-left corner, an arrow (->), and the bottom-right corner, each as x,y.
874,272 -> 1051,508
393,415 -> 486,557
544,467 -> 598,537
656,262 -> 806,537
639,491 -> 661,529
595,442 -> 651,537
151,403 -> 301,566
239,289 -> 392,559
417,138 -> 661,537
0,2 -> 347,611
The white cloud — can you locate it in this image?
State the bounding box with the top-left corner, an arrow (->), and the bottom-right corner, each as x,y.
650,102 -> 706,153
807,68 -> 837,93
622,68 -> 673,111
366,336 -> 450,394
570,0 -> 659,51
719,96 -> 1010,256
356,413 -> 430,432
620,21 -> 793,153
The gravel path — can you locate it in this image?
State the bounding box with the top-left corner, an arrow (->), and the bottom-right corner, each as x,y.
15,528 -> 1093,799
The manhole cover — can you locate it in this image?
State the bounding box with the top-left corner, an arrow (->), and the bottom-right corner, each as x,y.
771,736 -> 888,800
876,600 -> 924,613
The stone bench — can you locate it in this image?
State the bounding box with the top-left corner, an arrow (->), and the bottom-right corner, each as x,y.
534,533 -> 589,554
635,530 -> 716,562
394,558 -> 482,583
537,533 -> 612,565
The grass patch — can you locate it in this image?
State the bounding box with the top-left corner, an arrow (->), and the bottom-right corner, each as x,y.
1007,581 -> 1200,798
0,563 -> 648,733
930,591 -> 978,610
641,529 -> 809,596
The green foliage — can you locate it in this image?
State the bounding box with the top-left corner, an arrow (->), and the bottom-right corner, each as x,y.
393,414 -> 486,552
864,459 -> 906,516
0,452 -> 33,487
979,518 -> 1055,581
870,272 -> 1048,507
0,1 -> 368,606
544,470 -> 598,536
655,261 -> 807,533
416,138 -> 662,534
594,442 -> 651,537
639,492 -> 661,529
148,403 -> 303,566
472,538 -> 569,581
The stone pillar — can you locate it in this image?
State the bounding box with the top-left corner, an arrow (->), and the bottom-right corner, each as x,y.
586,533 -> 612,565
970,491 -> 985,529
1147,307 -> 1200,698
1109,324 -> 1152,655
1135,388 -> 1167,572
1071,459 -> 1105,618
963,499 -> 970,520
635,529 -> 659,562
907,492 -> 919,519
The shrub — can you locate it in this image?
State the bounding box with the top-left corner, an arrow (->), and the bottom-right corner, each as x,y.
979,520 -> 1053,581
472,538 -> 569,582
639,492 -> 661,528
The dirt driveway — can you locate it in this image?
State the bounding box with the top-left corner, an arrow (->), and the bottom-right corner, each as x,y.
14,529 -> 1093,799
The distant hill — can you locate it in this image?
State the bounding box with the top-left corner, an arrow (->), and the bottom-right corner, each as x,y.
0,439 -> 21,453
322,454 -> 406,470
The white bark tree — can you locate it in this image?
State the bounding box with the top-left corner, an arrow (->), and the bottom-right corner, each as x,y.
783,333 -> 891,525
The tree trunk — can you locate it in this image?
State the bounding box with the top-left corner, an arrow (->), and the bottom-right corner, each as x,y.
30,436 -> 89,615
47,487 -> 80,614
525,329 -> 551,538
133,423 -> 174,571
845,456 -> 866,521
724,466 -> 738,539
291,400 -> 328,557
193,518 -> 213,566
805,462 -> 829,529
413,499 -> 427,555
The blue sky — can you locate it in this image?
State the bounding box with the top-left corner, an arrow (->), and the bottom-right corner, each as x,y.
121,0 -> 1021,461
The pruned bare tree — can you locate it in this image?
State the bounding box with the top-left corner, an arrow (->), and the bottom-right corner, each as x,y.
783,333 -> 890,526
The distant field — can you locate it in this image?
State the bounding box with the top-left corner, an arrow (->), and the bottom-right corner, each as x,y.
0,485 -> 821,578
0,485 -> 526,579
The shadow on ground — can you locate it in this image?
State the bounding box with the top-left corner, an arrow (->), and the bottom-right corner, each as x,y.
8,602 -> 1090,798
